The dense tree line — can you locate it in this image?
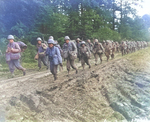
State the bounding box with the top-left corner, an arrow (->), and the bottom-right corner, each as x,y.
0,0 -> 150,50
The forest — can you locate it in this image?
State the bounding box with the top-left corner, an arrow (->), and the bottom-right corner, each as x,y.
0,0 -> 150,62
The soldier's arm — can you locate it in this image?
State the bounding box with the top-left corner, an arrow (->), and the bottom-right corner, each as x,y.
99,43 -> 104,50
11,43 -> 21,53
87,47 -> 91,55
72,42 -> 77,53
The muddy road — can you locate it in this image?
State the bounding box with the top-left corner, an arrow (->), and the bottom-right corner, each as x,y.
0,48 -> 150,122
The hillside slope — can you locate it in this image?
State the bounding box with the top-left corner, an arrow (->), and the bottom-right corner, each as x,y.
0,47 -> 150,122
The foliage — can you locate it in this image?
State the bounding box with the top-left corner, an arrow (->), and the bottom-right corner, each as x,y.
0,0 -> 149,43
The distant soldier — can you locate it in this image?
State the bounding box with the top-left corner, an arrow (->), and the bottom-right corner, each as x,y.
46,39 -> 62,80
115,42 -> 120,53
86,39 -> 93,52
120,41 -> 127,56
143,41 -> 148,48
126,41 -> 132,54
102,40 -> 106,49
105,40 -> 113,61
111,41 -> 116,59
131,41 -> 136,52
5,35 -> 26,77
136,41 -> 141,50
75,38 -> 81,61
93,39 -> 105,65
54,41 -> 62,54
49,36 -> 54,40
36,37 -> 48,70
62,36 -> 78,74
79,41 -> 91,69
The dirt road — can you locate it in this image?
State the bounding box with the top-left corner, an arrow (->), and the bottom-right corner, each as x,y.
0,48 -> 150,122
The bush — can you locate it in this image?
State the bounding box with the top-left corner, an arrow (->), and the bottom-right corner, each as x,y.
21,41 -> 37,63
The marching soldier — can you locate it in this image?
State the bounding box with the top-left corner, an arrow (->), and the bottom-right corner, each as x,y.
93,39 -> 105,65
62,36 -> 78,74
79,41 -> 91,69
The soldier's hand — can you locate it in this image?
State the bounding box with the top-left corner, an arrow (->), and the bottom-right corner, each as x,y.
11,48 -> 14,51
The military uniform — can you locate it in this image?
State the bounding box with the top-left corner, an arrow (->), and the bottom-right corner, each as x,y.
93,41 -> 104,64
104,41 -> 113,61
36,43 -> 48,70
79,42 -> 91,69
63,38 -> 78,74
6,35 -> 26,77
46,39 -> 62,80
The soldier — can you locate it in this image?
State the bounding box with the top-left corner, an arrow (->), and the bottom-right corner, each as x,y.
49,36 -> 54,40
120,41 -> 127,56
46,39 -> 62,80
131,41 -> 136,52
75,38 -> 81,61
79,41 -> 91,69
115,41 -> 120,53
36,37 -> 48,70
102,40 -> 106,49
105,40 -> 113,61
54,40 -> 63,56
62,36 -> 78,74
5,35 -> 26,77
86,39 -> 93,52
93,39 -> 105,65
111,41 -> 116,59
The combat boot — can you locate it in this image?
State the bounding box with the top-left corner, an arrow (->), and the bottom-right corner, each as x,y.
38,67 -> 41,71
54,75 -> 58,81
10,73 -> 15,78
22,68 -> 26,76
76,69 -> 78,74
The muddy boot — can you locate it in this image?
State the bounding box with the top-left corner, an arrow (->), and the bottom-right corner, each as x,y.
11,73 -> 15,78
8,73 -> 15,78
23,71 -> 26,76
22,68 -> 26,76
38,67 -> 41,71
54,75 -> 58,81
76,69 -> 78,74
67,70 -> 70,76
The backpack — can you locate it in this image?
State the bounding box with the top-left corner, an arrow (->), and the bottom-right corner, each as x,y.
41,43 -> 48,50
16,41 -> 27,51
55,45 -> 63,56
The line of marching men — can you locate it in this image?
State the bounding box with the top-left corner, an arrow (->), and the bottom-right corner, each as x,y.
5,35 -> 148,80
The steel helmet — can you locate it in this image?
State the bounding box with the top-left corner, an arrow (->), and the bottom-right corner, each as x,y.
64,36 -> 70,40
76,38 -> 80,41
106,40 -> 110,43
48,39 -> 54,44
49,36 -> 54,40
37,37 -> 42,41
95,39 -> 98,43
7,35 -> 14,40
81,41 -> 86,46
